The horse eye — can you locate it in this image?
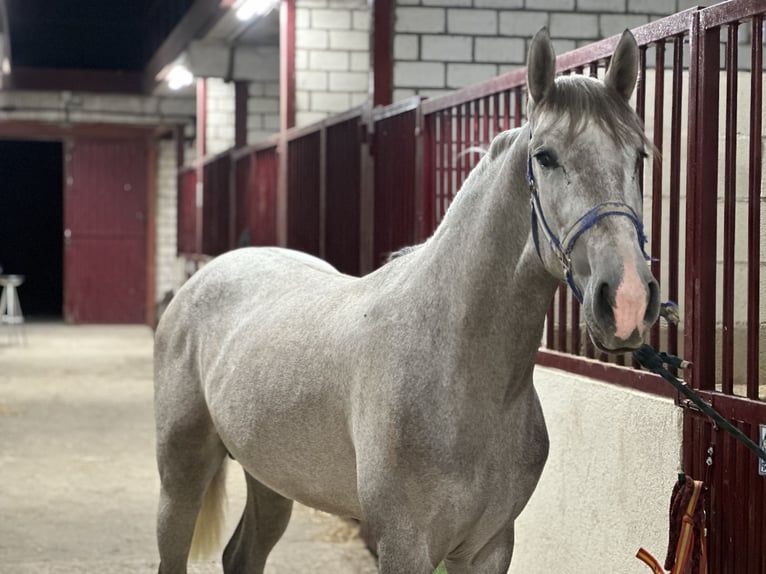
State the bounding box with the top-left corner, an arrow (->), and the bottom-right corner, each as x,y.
535,150 -> 557,169
635,150 -> 648,172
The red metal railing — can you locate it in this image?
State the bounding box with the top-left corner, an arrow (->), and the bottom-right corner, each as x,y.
372,98 -> 421,267
200,150 -> 231,256
176,166 -> 197,255
682,3 -> 766,572
232,138 -> 279,249
182,3 -> 764,403
325,110 -> 364,275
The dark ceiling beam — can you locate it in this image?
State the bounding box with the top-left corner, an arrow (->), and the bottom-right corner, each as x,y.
143,0 -> 235,93
0,120 -> 157,140
7,66 -> 145,94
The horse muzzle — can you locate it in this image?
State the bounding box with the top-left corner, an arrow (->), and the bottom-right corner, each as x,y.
583,251 -> 660,353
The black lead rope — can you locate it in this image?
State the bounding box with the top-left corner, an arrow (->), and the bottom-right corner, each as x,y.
632,344 -> 766,464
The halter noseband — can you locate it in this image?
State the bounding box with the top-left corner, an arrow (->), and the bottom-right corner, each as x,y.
526,135 -> 650,304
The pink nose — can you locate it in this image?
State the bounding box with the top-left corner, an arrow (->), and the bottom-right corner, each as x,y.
613,252 -> 649,340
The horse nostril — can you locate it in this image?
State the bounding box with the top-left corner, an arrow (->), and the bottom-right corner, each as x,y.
645,280 -> 660,323
595,282 -> 614,324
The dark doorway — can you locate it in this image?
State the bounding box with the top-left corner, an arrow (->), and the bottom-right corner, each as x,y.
0,140 -> 64,318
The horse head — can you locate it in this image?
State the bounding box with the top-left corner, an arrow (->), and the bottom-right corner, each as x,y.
525,28 -> 660,352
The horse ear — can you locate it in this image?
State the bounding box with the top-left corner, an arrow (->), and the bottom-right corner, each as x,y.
527,27 -> 556,104
604,29 -> 639,101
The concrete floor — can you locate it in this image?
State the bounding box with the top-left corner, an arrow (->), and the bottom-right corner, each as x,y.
0,323 -> 378,574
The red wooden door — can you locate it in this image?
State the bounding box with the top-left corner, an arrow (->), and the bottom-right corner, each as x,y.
63,139 -> 148,323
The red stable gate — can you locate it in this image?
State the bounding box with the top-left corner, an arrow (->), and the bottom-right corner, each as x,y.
416,5 -> 766,572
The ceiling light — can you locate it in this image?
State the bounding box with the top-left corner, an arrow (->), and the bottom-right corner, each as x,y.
235,0 -> 274,21
166,64 -> 194,90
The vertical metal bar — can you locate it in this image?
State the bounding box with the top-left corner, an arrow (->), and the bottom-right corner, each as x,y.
472,99 -> 480,170
437,111 -> 444,225
415,105 -> 427,243
637,48 -> 646,113
684,14 -> 719,391
492,93 -> 500,136
721,22 -> 738,396
445,110 -> 452,223
464,102 -> 472,186
546,301 -> 554,349
482,96 -> 490,146
372,0 -> 393,106
195,78 -> 207,255
279,0 -> 295,131
513,87 -> 522,128
359,104 -> 375,275
455,104 -> 463,196
234,81 -> 249,149
503,89 -> 510,131
747,420 -> 762,573
667,35 -> 683,366
571,293 -> 581,356
650,40 -> 665,350
747,15 -> 762,400
557,287 -> 568,353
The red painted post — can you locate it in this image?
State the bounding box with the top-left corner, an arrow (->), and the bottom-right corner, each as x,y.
650,40 -> 665,350
235,80 -> 249,149
195,77 -> 207,255
668,35 -> 684,362
277,0 -> 295,247
721,22 -> 739,395
747,14 -> 763,400
372,0 -> 393,107
684,13 -> 719,391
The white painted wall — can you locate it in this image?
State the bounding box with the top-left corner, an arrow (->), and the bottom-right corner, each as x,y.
295,0 -> 370,127
510,366 -> 683,574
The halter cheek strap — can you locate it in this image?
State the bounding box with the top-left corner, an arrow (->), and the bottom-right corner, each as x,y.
526,143 -> 650,304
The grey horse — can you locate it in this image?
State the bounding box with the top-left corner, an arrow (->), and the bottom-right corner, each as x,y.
154,28 -> 659,573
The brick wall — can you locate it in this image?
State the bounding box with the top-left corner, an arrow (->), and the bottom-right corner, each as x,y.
155,137 -> 193,300
295,0 -> 370,127
392,0 -> 704,101
243,46 -> 281,143
206,78 -> 236,154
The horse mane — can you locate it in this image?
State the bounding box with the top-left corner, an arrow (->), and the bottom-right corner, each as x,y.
385,126 -> 525,265
535,75 -> 653,153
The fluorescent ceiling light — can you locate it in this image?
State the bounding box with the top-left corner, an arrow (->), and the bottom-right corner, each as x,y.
166,64 -> 194,90
235,0 -> 274,21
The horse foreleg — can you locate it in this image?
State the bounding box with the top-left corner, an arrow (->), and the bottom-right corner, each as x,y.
373,526 -> 435,574
443,523 -> 515,574
222,471 -> 293,574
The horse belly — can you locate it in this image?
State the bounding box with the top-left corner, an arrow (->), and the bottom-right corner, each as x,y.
206,370 -> 362,519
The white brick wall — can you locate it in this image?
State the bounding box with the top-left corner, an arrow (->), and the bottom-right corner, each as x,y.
295,0 -> 369,127
206,78 -> 235,155
392,0 -> 708,98
155,138 -> 190,301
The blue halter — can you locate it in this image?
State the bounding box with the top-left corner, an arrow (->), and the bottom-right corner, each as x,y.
526,144 -> 650,304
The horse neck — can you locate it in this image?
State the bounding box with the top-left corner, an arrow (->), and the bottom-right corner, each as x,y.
416,126 -> 559,379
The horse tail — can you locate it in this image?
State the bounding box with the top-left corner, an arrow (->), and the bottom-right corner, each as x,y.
190,457 -> 228,560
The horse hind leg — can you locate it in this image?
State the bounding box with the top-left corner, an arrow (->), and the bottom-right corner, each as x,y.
222,471 -> 294,574
155,385 -> 229,574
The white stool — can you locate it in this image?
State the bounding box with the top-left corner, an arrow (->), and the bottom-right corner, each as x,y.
0,274 -> 25,344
